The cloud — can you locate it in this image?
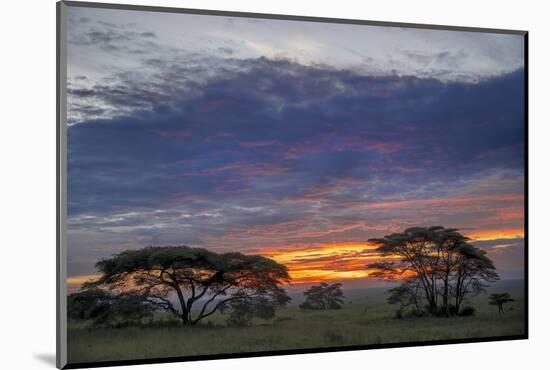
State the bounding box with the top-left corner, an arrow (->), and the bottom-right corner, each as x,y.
69,25 -> 159,51
474,237 -> 525,279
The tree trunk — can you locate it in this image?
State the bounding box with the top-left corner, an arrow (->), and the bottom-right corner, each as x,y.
442,268 -> 450,315
418,273 -> 436,313
454,271 -> 463,314
180,311 -> 192,325
173,284 -> 194,326
442,281 -> 448,312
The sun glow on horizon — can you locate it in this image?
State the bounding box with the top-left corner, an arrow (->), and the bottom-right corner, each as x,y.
258,242 -> 385,284
66,228 -> 524,289
466,228 -> 524,241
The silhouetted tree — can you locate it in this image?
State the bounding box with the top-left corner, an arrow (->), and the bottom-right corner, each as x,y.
368,226 -> 498,316
67,289 -> 156,327
82,246 -> 291,326
489,293 -> 514,314
299,282 -> 345,310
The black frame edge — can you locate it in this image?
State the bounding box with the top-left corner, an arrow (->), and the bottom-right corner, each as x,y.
523,32 -> 529,339
64,334 -> 528,369
56,2 -> 61,368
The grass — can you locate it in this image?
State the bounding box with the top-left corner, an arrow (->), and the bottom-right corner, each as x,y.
67,282 -> 525,364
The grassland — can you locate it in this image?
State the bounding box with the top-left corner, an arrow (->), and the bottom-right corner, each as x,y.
67,280 -> 525,364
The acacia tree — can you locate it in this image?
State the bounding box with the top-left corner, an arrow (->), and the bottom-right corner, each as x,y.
367,226 -> 498,316
489,293 -> 514,314
82,246 -> 291,326
299,282 -> 345,310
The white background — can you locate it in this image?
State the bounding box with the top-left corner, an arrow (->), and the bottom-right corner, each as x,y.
1,0 -> 548,369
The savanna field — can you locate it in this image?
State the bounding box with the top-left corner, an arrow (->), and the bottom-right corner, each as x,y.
67,280 -> 525,364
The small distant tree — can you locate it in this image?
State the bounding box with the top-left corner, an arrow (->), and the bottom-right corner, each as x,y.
489,293 -> 514,314
67,289 -> 156,327
82,246 -> 291,326
299,282 -> 345,310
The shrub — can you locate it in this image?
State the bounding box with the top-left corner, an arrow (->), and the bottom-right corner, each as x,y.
459,306 -> 476,316
67,289 -> 156,328
407,309 -> 425,318
226,297 -> 277,327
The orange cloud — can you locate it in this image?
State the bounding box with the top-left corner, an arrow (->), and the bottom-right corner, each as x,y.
259,242 -> 387,284
66,274 -> 99,293
466,228 -> 524,241
258,226 -> 525,284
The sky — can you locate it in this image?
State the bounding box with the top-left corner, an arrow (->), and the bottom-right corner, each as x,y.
65,6 -> 525,290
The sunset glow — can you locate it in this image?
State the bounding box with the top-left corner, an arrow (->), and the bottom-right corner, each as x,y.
254,228 -> 526,284
67,223 -> 526,290
67,274 -> 99,293
258,242 -> 378,283
466,228 -> 525,241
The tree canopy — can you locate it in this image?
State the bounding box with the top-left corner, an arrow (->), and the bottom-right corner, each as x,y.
299,282 -> 345,310
489,292 -> 514,314
368,226 -> 498,316
82,246 -> 291,325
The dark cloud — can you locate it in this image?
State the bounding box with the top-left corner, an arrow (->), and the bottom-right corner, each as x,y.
218,47 -> 234,55
140,31 -> 156,38
68,23 -> 160,56
402,49 -> 469,70
67,88 -> 95,98
84,30 -> 132,44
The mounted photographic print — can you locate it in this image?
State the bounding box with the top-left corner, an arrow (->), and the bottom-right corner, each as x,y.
56,1 -> 528,368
